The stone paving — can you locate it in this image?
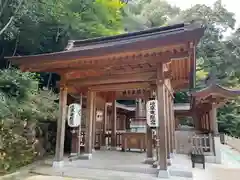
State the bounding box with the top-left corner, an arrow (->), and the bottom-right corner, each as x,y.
28,144 -> 240,180
31,150 -> 193,180
31,166 -> 191,180
25,175 -> 86,180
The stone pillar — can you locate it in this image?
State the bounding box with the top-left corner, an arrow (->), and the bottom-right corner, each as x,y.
92,93 -> 96,151
156,63 -> 169,178
102,103 -> 107,147
82,91 -> 94,159
111,100 -> 117,149
53,85 -> 67,168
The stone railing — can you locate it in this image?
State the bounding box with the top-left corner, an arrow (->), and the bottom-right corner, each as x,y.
225,134 -> 240,152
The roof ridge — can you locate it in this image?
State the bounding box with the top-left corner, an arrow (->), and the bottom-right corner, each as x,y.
66,23 -> 190,50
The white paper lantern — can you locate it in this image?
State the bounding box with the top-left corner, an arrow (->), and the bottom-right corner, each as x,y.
146,100 -> 159,128
67,103 -> 81,127
96,110 -> 103,122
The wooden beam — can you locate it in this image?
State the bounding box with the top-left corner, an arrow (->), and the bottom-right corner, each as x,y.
24,51 -> 189,72
88,82 -> 151,92
67,72 -> 156,87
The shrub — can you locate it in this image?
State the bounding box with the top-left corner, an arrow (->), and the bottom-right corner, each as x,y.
0,69 -> 58,174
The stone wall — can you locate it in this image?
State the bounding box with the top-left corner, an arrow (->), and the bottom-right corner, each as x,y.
225,135 -> 240,152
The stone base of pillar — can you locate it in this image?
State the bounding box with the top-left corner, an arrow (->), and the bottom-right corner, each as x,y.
167,158 -> 172,166
77,153 -> 92,160
109,146 -> 117,151
70,153 -> 78,157
152,160 -> 171,168
101,146 -> 109,150
144,157 -> 155,164
158,169 -> 170,178
52,161 -> 64,168
152,161 -> 158,168
92,149 -> 96,153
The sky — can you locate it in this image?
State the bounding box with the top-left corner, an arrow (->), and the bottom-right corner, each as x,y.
166,0 -> 240,30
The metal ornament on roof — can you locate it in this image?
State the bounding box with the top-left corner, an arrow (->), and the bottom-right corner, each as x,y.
146,100 -> 159,128
67,103 -> 81,127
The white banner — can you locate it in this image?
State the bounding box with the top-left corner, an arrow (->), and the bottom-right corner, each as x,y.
146,100 -> 159,128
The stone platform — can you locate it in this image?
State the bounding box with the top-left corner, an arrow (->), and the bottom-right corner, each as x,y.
32,150 -> 194,179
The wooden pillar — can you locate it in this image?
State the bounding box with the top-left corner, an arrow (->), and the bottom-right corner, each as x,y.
210,103 -> 221,163
211,105 -> 218,135
92,93 -> 96,150
204,113 -> 207,130
84,91 -> 94,158
208,104 -> 219,134
102,103 -> 107,146
138,99 -> 145,117
171,101 -> 176,151
193,113 -> 200,130
135,99 -> 139,117
169,95 -> 174,154
145,90 -> 154,164
53,84 -> 67,167
205,112 -> 211,132
156,63 -> 168,176
175,117 -> 179,129
202,115 -> 205,130
71,130 -> 78,156
165,89 -> 170,160
123,115 -> 126,130
111,100 -> 117,148
78,95 -> 83,154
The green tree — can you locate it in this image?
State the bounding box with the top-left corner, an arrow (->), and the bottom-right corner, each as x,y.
123,0 -> 180,31
125,0 -> 240,135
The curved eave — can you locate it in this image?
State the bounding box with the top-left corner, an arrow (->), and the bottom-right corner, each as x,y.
192,84 -> 240,100
7,23 -> 204,67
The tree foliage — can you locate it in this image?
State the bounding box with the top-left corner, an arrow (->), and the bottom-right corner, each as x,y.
124,0 -> 240,136
0,69 -> 59,174
0,0 -> 125,174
